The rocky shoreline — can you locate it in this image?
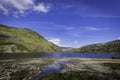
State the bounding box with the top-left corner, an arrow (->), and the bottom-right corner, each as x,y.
0,58 -> 120,80
0,58 -> 54,80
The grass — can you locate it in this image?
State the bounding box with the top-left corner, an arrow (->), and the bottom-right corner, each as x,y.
0,24 -> 61,53
102,63 -> 120,69
40,71 -> 120,80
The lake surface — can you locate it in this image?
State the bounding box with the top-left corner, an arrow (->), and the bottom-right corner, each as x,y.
0,52 -> 120,60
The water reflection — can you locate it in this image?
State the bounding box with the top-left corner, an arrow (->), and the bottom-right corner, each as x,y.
34,61 -> 67,80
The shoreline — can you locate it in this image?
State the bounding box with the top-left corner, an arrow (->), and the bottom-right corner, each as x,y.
0,58 -> 120,80
0,58 -> 120,63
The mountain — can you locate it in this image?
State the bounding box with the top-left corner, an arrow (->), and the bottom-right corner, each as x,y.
0,24 -> 61,53
60,47 -> 72,51
69,40 -> 120,53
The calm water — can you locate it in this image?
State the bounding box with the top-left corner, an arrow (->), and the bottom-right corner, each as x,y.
41,52 -> 120,58
34,61 -> 67,80
0,52 -> 120,60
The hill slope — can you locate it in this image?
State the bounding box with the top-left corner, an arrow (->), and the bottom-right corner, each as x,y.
69,40 -> 120,53
0,24 -> 61,53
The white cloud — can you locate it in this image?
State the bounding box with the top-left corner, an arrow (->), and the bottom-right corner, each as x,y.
34,3 -> 50,13
118,37 -> 120,40
8,0 -> 34,10
0,0 -> 50,17
48,38 -> 70,47
74,40 -> 78,43
48,38 -> 61,46
0,4 -> 8,15
85,27 -> 101,31
85,27 -> 109,31
65,27 -> 74,30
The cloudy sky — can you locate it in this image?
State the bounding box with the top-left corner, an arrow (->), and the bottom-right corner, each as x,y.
0,0 -> 120,47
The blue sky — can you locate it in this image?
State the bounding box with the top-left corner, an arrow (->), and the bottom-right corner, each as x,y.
0,0 -> 120,47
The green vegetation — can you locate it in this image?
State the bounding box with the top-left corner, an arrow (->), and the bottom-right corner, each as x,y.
0,24 -> 61,53
103,63 -> 120,69
10,69 -> 30,80
40,71 -> 120,80
69,40 -> 120,53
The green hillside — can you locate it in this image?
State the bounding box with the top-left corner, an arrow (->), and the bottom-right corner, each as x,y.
69,40 -> 120,53
0,24 -> 61,53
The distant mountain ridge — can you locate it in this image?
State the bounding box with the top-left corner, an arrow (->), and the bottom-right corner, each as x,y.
60,47 -> 71,49
0,24 -> 61,53
68,40 -> 120,53
60,47 -> 71,51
